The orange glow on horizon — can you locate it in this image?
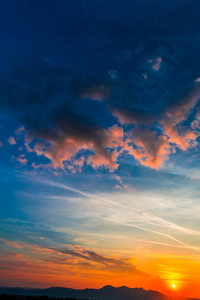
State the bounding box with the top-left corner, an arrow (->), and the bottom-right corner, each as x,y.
1,242 -> 200,298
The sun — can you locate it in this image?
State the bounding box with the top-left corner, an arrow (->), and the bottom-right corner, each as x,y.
172,284 -> 176,289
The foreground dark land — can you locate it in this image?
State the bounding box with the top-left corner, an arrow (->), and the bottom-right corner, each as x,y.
0,295 -> 88,300
0,286 -> 188,300
0,296 -> 87,300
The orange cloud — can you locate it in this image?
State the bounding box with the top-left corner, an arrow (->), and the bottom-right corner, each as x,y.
22,79 -> 200,171
120,82 -> 200,169
157,82 -> 200,155
25,125 -> 125,172
124,129 -> 170,169
0,238 -> 24,249
0,241 -> 146,289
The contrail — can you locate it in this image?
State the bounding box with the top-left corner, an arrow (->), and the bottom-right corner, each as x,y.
139,239 -> 193,249
19,172 -> 200,237
141,211 -> 200,236
98,216 -> 200,251
23,173 -> 125,207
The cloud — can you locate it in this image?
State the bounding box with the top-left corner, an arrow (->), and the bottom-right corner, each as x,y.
16,154 -> 28,166
160,81 -> 200,150
8,136 -> 16,145
0,66 -> 123,172
0,238 -> 24,249
127,128 -> 170,169
80,85 -> 110,101
162,82 -> 200,126
24,109 -> 124,171
112,81 -> 200,169
148,57 -> 163,71
70,76 -> 111,101
15,126 -> 25,136
191,109 -> 200,130
111,106 -> 154,125
1,54 -> 200,172
115,185 -> 122,189
0,237 -> 145,276
100,216 -> 200,251
108,70 -> 120,81
50,245 -> 143,275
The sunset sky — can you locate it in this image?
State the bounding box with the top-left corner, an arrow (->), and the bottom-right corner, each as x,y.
1,0 -> 200,298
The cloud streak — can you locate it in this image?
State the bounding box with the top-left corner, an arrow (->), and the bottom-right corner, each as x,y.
99,216 -> 200,251
0,238 -> 144,276
24,172 -> 200,238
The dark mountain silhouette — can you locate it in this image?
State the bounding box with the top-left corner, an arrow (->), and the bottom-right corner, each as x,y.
0,285 -> 176,300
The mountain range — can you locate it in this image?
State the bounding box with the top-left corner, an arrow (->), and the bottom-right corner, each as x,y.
0,285 -> 184,300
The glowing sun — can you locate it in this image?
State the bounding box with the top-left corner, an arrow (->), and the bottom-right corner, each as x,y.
172,284 -> 176,288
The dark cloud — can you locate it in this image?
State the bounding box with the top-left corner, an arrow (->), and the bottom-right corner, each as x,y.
111,106 -> 154,125
23,104 -> 124,170
0,61 -> 124,171
69,76 -> 112,101
1,58 -> 200,171
50,246 -> 143,275
1,0 -> 200,173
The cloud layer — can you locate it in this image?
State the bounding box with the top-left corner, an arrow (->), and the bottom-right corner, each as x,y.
1,0 -> 200,174
1,61 -> 200,173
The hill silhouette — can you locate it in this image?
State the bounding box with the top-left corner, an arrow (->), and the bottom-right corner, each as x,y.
0,285 -> 173,300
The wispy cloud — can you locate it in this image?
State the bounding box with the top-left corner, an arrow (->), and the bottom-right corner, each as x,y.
50,245 -> 144,275
98,216 -> 200,251
24,172 -> 200,234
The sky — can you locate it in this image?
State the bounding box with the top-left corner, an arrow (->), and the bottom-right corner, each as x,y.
1,0 -> 200,298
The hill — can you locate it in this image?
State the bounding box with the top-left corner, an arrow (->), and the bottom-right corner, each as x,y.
0,285 -> 172,300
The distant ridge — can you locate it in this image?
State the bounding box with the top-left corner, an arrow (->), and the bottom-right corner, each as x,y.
0,285 -> 172,300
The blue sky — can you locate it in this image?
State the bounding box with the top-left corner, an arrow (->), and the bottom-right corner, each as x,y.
1,0 -> 200,296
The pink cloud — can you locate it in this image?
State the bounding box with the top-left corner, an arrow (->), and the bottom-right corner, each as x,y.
124,81 -> 200,169
112,174 -> 123,184
15,126 -> 25,136
8,136 -> 16,145
87,151 -> 119,171
16,154 -> 28,166
115,185 -> 122,189
0,238 -> 24,249
26,125 -> 125,172
161,125 -> 197,150
162,82 -> 200,125
160,81 -> 200,151
107,125 -> 124,147
191,110 -> 200,130
148,57 -> 162,71
23,81 -> 200,172
123,82 -> 200,169
127,128 -> 170,169
66,157 -> 85,173
87,125 -> 125,171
